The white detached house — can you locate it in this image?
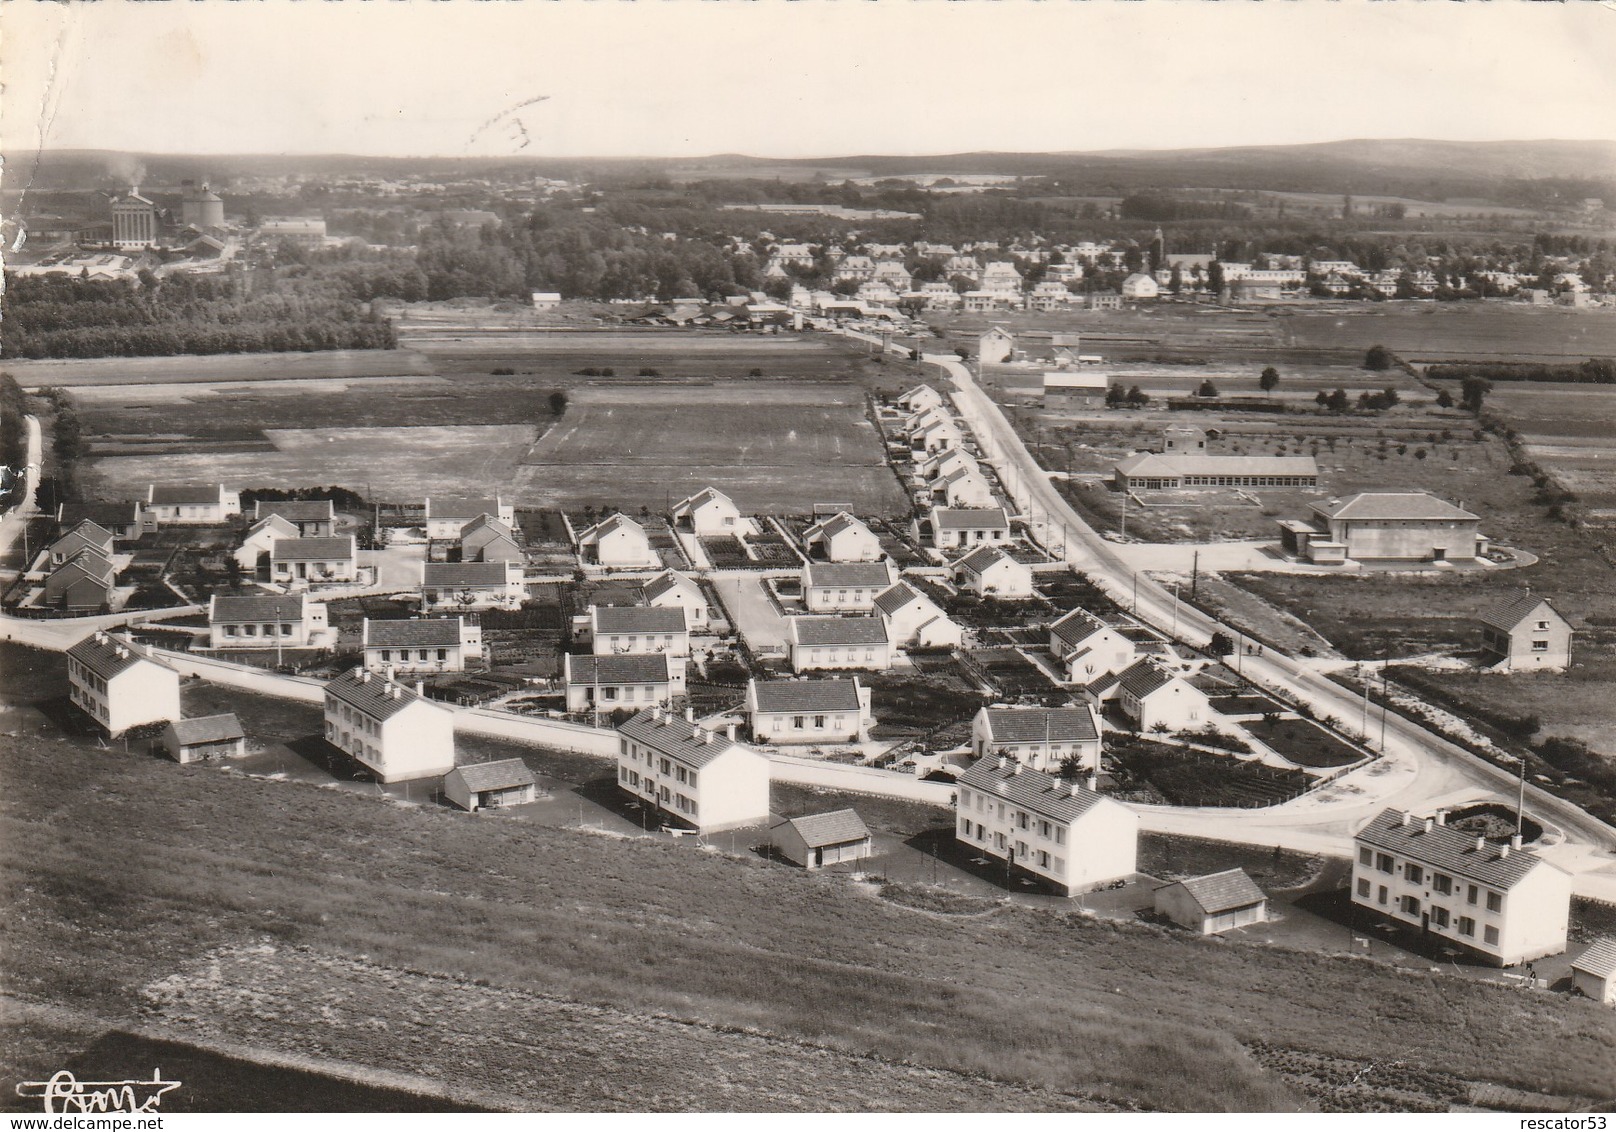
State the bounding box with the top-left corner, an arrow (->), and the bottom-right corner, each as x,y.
671,487 -> 743,536
577,512 -> 660,569
873,581 -> 963,650
1116,659 -> 1211,732
953,546 -> 1033,598
972,705 -> 1103,774
803,512 -> 883,563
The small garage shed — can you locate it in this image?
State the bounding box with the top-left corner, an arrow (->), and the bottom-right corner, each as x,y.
771,809 -> 874,869
1154,868 -> 1269,934
1570,938 -> 1616,1005
160,714 -> 246,764
444,759 -> 539,812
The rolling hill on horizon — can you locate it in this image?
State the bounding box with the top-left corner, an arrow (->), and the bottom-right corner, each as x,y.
5,138 -> 1614,204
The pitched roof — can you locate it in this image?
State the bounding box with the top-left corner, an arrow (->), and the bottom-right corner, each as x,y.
780,808 -> 871,848
792,617 -> 890,647
325,669 -> 439,722
169,713 -> 245,746
1355,809 -> 1557,890
54,520 -> 115,549
460,514 -> 513,539
59,501 -> 140,528
565,653 -> 673,685
423,562 -> 514,587
875,581 -> 933,618
673,486 -> 736,513
618,709 -> 756,770
805,561 -> 895,589
364,617 -> 466,649
452,758 -> 537,793
211,593 -> 306,622
579,513 -> 647,542
955,545 -> 1018,575
933,507 -> 1010,531
980,706 -> 1099,745
958,758 -> 1110,824
66,633 -> 164,681
1314,492 -> 1479,522
642,570 -> 696,601
1052,608 -> 1110,646
426,496 -> 500,519
592,605 -> 687,634
1118,658 -> 1178,699
804,512 -> 872,541
270,536 -> 355,561
245,515 -> 300,540
255,499 -> 334,522
749,678 -> 862,714
1570,938 -> 1616,979
149,483 -> 223,506
56,547 -> 115,582
1166,868 -> 1267,915
1479,590 -> 1563,633
1117,452 -> 1320,478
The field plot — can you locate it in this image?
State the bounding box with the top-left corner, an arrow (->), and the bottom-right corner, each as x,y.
1279,305 -> 1616,365
5,349 -> 435,388
407,326 -> 867,383
82,424 -> 538,504
1478,382 -> 1616,520
513,383 -> 908,515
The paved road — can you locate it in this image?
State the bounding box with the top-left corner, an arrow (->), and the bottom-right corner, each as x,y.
0,415 -> 43,564
909,349 -> 1616,877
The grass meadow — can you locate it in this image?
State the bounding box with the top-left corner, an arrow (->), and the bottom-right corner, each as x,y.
3,673 -> 1613,1110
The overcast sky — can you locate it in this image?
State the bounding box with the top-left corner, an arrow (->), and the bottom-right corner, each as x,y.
5,1 -> 1615,159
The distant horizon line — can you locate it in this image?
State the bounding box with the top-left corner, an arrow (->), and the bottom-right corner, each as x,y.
8,136 -> 1616,165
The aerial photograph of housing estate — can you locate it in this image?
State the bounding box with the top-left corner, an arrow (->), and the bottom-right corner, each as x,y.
1,0 -> 1614,1119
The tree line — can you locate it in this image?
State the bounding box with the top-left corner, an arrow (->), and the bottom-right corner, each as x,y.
1426,359 -> 1616,385
2,269 -> 397,359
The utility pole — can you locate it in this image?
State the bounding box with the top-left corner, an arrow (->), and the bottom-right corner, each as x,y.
1515,753 -> 1527,838
1191,550 -> 1200,600
1119,489 -> 1128,540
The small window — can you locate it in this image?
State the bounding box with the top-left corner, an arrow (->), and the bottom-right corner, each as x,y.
1404,863 -> 1423,885
1484,925 -> 1500,946
1432,873 -> 1452,895
1467,884 -> 1478,904
1458,916 -> 1474,936
1358,847 -> 1372,867
1356,878 -> 1370,898
1432,907 -> 1450,928
1486,891 -> 1502,913
1402,895 -> 1420,916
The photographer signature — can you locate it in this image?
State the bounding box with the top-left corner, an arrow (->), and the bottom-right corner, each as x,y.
15,1069 -> 182,1114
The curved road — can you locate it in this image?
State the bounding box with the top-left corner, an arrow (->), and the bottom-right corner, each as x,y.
863,339 -> 1616,893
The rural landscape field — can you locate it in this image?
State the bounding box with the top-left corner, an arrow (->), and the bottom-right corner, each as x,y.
24,322 -> 914,513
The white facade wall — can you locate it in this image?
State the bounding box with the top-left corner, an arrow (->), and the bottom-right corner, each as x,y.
68,655 -> 182,736
1350,839 -> 1572,966
323,693 -> 456,783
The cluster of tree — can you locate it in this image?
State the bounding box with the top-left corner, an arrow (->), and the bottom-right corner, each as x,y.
34,387 -> 84,496
2,271 -> 396,359
1105,383 -> 1152,407
241,485 -> 370,511
0,373 -> 29,508
1313,387 -> 1401,413
1119,193 -> 1253,223
1426,359 -> 1616,386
